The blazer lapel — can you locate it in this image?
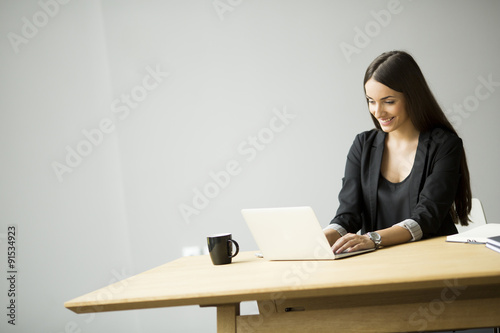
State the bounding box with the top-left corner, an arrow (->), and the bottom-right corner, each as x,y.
369,131 -> 386,230
410,131 -> 429,209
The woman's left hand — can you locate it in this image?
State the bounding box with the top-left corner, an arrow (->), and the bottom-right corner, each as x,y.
331,233 -> 375,254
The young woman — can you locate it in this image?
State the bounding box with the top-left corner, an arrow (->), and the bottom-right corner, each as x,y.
324,50 -> 471,254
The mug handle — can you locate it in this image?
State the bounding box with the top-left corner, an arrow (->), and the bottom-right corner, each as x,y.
228,239 -> 239,258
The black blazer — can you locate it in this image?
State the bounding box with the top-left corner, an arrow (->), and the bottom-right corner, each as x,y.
330,128 -> 461,238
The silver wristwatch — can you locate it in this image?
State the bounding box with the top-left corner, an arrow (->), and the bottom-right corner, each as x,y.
366,232 -> 382,249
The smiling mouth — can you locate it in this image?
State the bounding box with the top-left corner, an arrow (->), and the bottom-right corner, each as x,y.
379,117 -> 395,125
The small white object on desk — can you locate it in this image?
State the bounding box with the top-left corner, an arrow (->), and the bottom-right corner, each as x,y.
446,224 -> 500,244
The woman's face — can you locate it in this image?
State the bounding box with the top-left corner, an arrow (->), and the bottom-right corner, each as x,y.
364,78 -> 415,135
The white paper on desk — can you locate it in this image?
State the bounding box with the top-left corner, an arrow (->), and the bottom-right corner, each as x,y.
446,224 -> 500,244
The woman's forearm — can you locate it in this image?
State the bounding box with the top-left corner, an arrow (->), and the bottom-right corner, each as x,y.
377,225 -> 412,247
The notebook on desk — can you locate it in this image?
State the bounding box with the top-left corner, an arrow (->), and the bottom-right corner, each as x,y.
241,206 -> 375,260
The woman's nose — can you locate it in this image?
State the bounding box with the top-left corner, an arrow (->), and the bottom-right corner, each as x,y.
372,103 -> 383,117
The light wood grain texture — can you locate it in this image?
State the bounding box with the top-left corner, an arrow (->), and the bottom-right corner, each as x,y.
217,304 -> 239,333
237,296 -> 500,332
64,236 -> 500,332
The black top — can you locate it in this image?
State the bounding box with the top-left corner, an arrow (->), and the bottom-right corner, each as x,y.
376,173 -> 412,230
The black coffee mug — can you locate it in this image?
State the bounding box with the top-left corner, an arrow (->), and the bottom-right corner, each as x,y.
207,233 -> 239,265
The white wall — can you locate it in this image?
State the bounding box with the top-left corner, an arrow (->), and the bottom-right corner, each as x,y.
1,0 -> 499,332
0,0 -> 138,332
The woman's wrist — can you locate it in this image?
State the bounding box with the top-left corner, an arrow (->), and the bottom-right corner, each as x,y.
324,228 -> 341,246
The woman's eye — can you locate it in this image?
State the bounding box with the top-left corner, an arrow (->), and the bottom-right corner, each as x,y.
385,100 -> 395,104
368,100 -> 375,104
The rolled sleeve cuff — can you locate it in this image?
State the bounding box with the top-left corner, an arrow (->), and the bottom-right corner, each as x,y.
396,219 -> 423,241
323,223 -> 348,237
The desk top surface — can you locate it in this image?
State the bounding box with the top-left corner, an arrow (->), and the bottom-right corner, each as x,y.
65,236 -> 500,313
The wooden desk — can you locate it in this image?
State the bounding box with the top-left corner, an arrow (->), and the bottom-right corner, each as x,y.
65,237 -> 500,332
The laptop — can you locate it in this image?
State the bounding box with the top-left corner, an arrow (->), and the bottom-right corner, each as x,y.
241,206 -> 374,260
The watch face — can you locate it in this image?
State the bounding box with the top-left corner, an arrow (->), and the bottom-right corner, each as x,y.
369,232 -> 381,246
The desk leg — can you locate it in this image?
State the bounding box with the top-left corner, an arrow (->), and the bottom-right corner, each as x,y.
217,303 -> 240,333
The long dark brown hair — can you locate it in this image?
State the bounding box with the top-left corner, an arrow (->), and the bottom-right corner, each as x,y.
364,50 -> 471,226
